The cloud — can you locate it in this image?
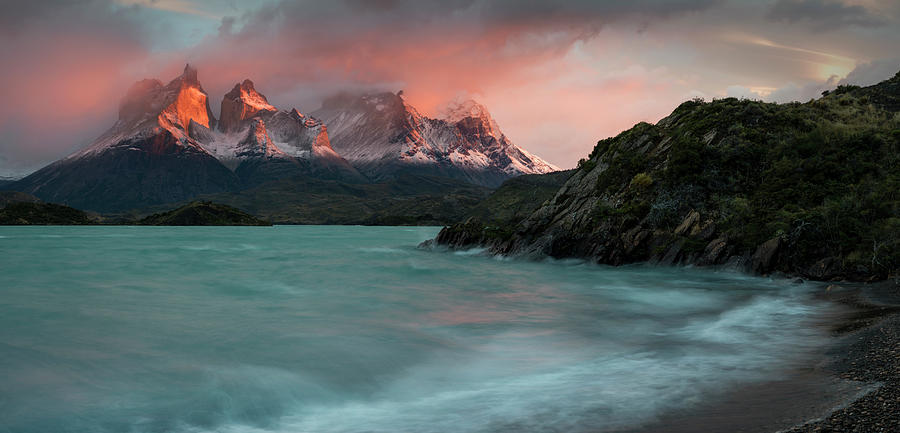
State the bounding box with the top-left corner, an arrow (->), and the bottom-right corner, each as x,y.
2,0 -> 900,175
767,0 -> 886,30
767,74 -> 839,102
761,59 -> 898,103
838,57 -> 900,86
0,1 -> 156,175
172,0 -> 726,168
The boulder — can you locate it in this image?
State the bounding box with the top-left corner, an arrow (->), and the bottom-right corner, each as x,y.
674,210 -> 700,236
750,237 -> 782,275
698,237 -> 729,265
804,257 -> 842,281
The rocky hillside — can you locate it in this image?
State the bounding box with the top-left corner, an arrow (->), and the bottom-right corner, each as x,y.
432,72 -> 900,282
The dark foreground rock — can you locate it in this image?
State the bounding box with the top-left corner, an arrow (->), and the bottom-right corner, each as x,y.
138,201 -> 271,226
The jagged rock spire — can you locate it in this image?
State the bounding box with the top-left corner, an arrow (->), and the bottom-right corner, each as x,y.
219,78 -> 277,133
182,63 -> 199,84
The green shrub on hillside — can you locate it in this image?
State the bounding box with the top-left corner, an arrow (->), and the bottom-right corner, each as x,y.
580,73 -> 900,277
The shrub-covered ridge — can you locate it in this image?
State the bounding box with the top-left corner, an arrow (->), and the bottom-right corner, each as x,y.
433,71 -> 900,281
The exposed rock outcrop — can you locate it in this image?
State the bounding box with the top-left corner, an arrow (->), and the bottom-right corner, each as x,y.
218,79 -> 276,133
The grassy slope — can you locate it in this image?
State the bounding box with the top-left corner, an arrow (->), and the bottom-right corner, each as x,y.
464,170 -> 575,225
583,78 -> 899,277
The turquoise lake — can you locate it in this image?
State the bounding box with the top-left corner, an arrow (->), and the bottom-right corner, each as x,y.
0,225 -> 839,432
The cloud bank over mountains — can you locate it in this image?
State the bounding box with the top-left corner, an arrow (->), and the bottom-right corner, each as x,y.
1,0 -> 898,176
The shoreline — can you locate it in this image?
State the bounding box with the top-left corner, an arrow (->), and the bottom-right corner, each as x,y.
784,280 -> 900,432
622,279 -> 899,433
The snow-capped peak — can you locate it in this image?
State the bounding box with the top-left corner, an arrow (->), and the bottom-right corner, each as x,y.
74,65 -> 216,158
237,79 -> 276,112
440,99 -> 489,122
312,93 -> 558,186
439,99 -> 502,136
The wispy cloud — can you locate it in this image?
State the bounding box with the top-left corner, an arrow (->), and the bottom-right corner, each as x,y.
767,0 -> 886,30
115,0 -> 224,19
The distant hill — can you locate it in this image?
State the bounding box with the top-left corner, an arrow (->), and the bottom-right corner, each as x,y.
0,191 -> 42,207
463,170 -> 575,225
0,202 -> 94,225
138,202 -> 271,226
195,173 -> 492,225
434,71 -> 900,282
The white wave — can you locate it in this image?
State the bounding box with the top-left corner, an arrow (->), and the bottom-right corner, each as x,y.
180,293 -> 832,433
359,247 -> 410,255
453,247 -> 487,256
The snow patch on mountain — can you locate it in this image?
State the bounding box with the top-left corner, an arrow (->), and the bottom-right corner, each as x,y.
313,92 -> 558,186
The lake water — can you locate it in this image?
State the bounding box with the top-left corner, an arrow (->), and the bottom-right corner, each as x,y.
0,226 -> 840,432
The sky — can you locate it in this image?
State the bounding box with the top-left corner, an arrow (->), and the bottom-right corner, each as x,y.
1,0 -> 899,177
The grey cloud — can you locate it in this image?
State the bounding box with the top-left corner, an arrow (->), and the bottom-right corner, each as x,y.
765,59 -> 900,103
768,75 -> 839,102
239,0 -> 723,34
839,58 -> 900,86
767,0 -> 886,30
0,0 -> 153,176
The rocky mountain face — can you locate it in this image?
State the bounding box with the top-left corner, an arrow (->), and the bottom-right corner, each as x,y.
13,65 -> 241,212
312,92 -> 557,187
198,79 -> 363,184
11,66 -> 362,211
218,79 -> 277,133
431,72 -> 900,282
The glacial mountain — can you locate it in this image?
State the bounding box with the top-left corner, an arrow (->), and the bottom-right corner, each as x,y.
13,65 -> 241,212
196,79 -> 363,184
432,71 -> 900,282
11,66 -> 361,211
312,92 -> 558,187
9,65 -> 558,214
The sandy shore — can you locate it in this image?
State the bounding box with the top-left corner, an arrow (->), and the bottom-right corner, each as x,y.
625,279 -> 900,433
783,280 -> 900,433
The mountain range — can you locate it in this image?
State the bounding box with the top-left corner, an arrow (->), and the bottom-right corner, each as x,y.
6,65 -> 557,213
